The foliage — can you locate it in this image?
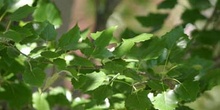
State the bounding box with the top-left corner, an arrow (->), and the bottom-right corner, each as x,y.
0,0 -> 220,110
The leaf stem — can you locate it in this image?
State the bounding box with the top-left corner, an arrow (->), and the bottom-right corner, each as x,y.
0,11 -> 7,22
5,20 -> 12,32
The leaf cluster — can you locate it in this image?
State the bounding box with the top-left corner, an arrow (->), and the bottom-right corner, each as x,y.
0,0 -> 220,110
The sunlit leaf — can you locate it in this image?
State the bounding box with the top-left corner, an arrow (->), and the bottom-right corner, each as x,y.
153,91 -> 177,110
33,92 -> 50,110
33,2 -> 62,26
114,33 -> 153,57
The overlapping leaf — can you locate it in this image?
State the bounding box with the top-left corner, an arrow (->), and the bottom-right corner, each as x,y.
58,25 -> 81,50
23,67 -> 46,87
125,90 -> 152,110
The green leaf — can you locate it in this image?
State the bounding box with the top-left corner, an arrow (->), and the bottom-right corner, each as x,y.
94,26 -> 116,48
70,56 -> 93,67
162,26 -> 185,49
33,2 -> 62,26
46,87 -> 70,106
3,30 -> 23,42
174,81 -> 199,101
30,46 -> 46,54
153,91 -> 177,110
91,27 -> 116,57
158,0 -> 177,9
0,83 -> 32,109
0,0 -> 4,9
10,5 -> 35,21
141,37 -> 166,60
104,59 -> 127,74
41,51 -> 60,58
114,33 -> 153,57
33,92 -> 50,110
147,80 -> 168,91
92,85 -> 113,104
189,0 -> 211,10
23,67 -> 46,87
42,72 -> 61,91
200,69 -> 220,91
58,25 -> 81,50
53,58 -> 66,69
137,13 -> 168,29
72,71 -> 106,91
40,21 -> 57,41
125,90 -> 152,110
0,42 -> 6,51
195,30 -> 220,45
6,47 -> 20,58
181,9 -> 206,23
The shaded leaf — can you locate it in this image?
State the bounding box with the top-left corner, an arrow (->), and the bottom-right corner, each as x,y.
200,69 -> 220,91
3,30 -> 23,42
194,30 -> 220,45
42,72 -> 61,91
0,0 -> 4,9
53,58 -> 66,69
0,83 -> 32,109
92,85 -> 113,104
30,46 -> 46,54
70,56 -> 93,67
181,9 -> 206,23
137,13 -> 168,30
41,51 -> 60,58
174,81 -> 199,101
141,37 -> 166,60
189,0 -> 211,10
158,0 -> 177,9
72,71 -> 106,91
125,90 -> 152,110
40,21 -> 57,41
147,80 -> 168,91
23,67 -> 46,87
58,25 -> 81,50
162,26 -> 185,49
6,47 -> 20,58
10,5 -> 35,21
104,59 -> 127,74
